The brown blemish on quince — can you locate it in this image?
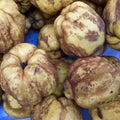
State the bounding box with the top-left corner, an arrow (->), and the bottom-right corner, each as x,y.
85,30 -> 99,41
48,0 -> 54,4
115,0 -> 120,20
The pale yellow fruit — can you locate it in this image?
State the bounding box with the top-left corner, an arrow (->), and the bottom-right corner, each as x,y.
103,0 -> 120,50
38,24 -> 60,52
64,56 -> 120,109
30,0 -> 74,15
0,0 -> 25,53
54,1 -> 105,57
0,43 -> 57,106
3,94 -> 33,118
31,95 -> 83,120
90,95 -> 120,120
52,58 -> 73,96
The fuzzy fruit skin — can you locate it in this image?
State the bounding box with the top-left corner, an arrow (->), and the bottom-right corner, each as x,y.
3,94 -> 33,118
90,95 -> 120,120
64,56 -> 120,109
31,95 -> 83,120
0,43 -> 57,106
52,58 -> 73,97
103,0 -> 120,50
30,0 -> 74,15
54,1 -> 105,57
38,24 -> 64,59
0,0 -> 25,53
38,24 -> 60,52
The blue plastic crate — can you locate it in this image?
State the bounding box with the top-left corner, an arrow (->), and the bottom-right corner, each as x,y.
0,29 -> 120,120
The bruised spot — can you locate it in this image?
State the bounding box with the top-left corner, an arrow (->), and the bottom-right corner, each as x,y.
85,30 -> 99,41
97,108 -> 103,119
97,17 -> 105,32
34,67 -> 40,74
73,20 -> 85,30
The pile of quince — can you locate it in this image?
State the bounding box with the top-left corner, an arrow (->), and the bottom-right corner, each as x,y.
0,0 -> 120,120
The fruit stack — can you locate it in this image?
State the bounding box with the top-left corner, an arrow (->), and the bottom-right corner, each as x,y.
0,0 -> 120,120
